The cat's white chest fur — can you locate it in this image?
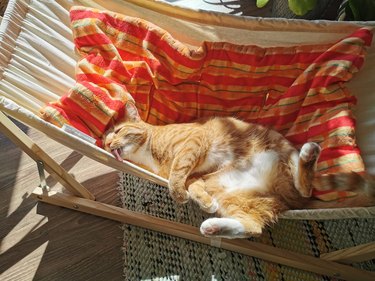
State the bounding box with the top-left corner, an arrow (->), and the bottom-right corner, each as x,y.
219,150 -> 279,193
125,145 -> 160,174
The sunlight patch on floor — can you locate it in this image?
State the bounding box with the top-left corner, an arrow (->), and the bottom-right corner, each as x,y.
6,153 -> 40,218
0,241 -> 49,281
1,207 -> 48,254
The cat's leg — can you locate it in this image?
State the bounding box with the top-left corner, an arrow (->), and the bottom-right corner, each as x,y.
293,142 -> 321,197
188,179 -> 219,213
168,141 -> 205,204
200,196 -> 279,239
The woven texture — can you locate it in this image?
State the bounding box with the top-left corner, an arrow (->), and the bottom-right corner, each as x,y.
119,173 -> 375,281
39,6 -> 373,175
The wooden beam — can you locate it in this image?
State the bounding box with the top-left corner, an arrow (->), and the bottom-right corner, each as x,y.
321,242 -> 375,264
32,187 -> 375,281
0,111 -> 95,200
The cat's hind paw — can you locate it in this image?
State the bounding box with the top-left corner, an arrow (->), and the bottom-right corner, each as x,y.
300,142 -> 321,163
200,218 -> 248,239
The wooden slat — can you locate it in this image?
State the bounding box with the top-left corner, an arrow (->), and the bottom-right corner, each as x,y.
0,111 -> 95,200
32,187 -> 375,281
321,242 -> 375,264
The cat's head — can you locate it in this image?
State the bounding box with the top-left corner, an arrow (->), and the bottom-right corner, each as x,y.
103,102 -> 148,161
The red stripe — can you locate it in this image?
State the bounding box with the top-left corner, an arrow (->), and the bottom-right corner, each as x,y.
286,78 -> 357,101
133,92 -> 149,105
308,116 -> 355,137
318,146 -> 362,162
207,47 -> 322,67
201,73 -> 295,88
298,97 -> 356,116
258,111 -> 298,129
287,116 -> 355,144
77,73 -> 122,85
46,104 -> 97,137
74,34 -> 112,48
154,89 -> 198,103
151,98 -> 195,123
156,89 -> 264,106
60,96 -> 107,132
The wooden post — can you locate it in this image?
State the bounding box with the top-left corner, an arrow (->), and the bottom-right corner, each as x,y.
0,111 -> 95,200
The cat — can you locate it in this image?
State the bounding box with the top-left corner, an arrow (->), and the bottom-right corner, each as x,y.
103,102 -> 375,239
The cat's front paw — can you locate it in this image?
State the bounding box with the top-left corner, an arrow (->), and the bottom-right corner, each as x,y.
169,188 -> 189,204
168,179 -> 189,204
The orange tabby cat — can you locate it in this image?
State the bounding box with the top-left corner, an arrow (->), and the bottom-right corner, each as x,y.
103,103 -> 375,239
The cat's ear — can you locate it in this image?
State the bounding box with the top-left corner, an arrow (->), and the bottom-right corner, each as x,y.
125,101 -> 141,122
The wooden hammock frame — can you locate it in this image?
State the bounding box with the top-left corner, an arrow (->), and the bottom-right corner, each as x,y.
1,109 -> 375,281
1,0 -> 375,279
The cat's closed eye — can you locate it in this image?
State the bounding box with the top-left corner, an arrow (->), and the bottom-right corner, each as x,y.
113,127 -> 122,134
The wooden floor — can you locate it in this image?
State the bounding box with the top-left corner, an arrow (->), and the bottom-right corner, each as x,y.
0,120 -> 123,281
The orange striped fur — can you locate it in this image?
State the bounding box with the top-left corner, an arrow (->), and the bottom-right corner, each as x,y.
103,104 -> 375,238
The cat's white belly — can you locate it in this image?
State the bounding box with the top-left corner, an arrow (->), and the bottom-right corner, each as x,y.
219,150 -> 279,193
194,146 -> 234,174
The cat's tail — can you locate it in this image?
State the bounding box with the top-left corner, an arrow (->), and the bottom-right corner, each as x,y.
305,172 -> 375,209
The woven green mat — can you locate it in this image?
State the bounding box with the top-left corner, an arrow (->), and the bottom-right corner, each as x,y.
119,173 -> 375,281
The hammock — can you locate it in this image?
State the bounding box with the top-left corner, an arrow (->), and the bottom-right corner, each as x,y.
0,0 -> 374,279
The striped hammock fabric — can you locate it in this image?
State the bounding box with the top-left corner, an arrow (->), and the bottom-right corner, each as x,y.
40,6 -> 373,177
